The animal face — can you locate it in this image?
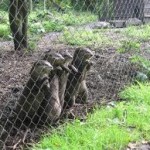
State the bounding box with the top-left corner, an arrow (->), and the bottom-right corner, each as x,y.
44,52 -> 65,66
63,51 -> 73,63
75,48 -> 94,61
30,60 -> 53,76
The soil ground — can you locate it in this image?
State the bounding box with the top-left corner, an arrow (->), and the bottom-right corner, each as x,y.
0,28 -> 149,149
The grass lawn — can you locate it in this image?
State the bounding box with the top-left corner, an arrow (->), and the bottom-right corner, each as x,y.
32,82 -> 150,150
60,28 -> 113,47
0,9 -> 97,40
122,25 -> 150,42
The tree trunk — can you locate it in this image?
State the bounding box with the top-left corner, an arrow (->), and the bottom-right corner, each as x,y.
9,0 -> 28,51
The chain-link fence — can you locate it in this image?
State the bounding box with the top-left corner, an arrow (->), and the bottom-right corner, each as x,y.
0,0 -> 150,149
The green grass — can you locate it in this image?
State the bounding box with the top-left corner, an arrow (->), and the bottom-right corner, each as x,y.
28,10 -> 97,34
60,28 -> 113,47
119,82 -> 150,105
27,9 -> 97,49
32,83 -> 150,150
0,10 -> 8,23
58,11 -> 97,26
0,9 -> 97,42
117,40 -> 141,53
0,11 -> 10,39
123,25 -> 150,42
0,24 -> 10,39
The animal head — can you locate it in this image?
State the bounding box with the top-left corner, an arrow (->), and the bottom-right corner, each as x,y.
74,48 -> 94,61
62,51 -> 78,73
43,52 -> 65,67
62,51 -> 73,63
30,60 -> 53,76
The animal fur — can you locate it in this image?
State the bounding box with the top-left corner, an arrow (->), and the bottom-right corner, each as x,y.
64,48 -> 94,108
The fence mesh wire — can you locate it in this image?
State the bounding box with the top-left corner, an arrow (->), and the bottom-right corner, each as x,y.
0,0 -> 150,149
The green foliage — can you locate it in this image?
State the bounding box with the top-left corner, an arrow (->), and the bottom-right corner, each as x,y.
27,9 -> 97,50
117,41 -> 141,53
130,55 -> 150,81
60,11 -> 97,26
0,11 -> 9,39
61,28 -> 112,47
0,0 -> 9,11
32,83 -> 150,150
0,13 -> 8,24
29,10 -> 97,31
119,82 -> 150,105
0,7 -> 97,41
123,25 -> 150,42
130,55 -> 150,69
43,21 -> 65,32
30,22 -> 46,34
0,24 -> 10,39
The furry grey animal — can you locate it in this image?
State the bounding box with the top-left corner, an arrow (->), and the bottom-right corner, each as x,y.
0,60 -> 53,148
43,51 -> 65,67
14,60 -> 53,127
37,52 -> 67,124
37,67 -> 62,124
57,51 -> 77,108
76,61 -> 93,104
64,48 -> 94,109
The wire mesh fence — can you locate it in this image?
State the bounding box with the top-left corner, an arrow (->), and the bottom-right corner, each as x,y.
0,0 -> 150,149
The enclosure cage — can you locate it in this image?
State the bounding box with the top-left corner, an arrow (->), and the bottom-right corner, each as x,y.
1,0 -> 150,149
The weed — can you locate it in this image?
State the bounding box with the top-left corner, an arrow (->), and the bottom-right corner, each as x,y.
123,25 -> 150,42
0,24 -> 10,39
29,22 -> 45,34
28,10 -> 97,33
0,9 -> 97,45
0,10 -> 8,23
117,40 -> 141,53
60,11 -> 97,26
130,55 -> 150,80
43,21 -> 65,32
130,55 -> 150,69
119,82 -> 150,105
